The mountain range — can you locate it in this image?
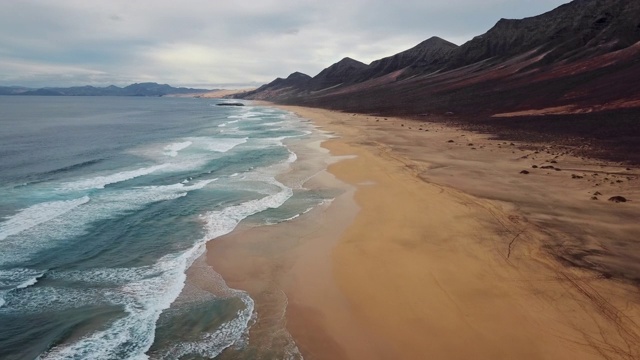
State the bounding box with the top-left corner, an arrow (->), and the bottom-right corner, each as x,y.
237,0 -> 640,116
235,0 -> 640,162
0,83 -> 211,97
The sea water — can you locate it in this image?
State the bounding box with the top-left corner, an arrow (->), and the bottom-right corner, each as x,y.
0,96 -> 330,359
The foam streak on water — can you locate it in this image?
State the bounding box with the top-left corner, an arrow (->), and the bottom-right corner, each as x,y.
0,268 -> 45,308
61,165 -> 168,191
203,137 -> 248,153
163,141 -> 192,157
159,297 -> 254,359
1,179 -> 216,266
0,196 -> 90,241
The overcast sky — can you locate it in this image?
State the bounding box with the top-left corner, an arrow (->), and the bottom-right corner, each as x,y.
0,0 -> 570,89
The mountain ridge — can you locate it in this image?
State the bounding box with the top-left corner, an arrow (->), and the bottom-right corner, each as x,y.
0,82 -> 211,96
356,36 -> 459,82
236,0 -> 640,120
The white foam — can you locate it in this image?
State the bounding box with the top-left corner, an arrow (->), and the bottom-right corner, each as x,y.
163,141 -> 192,157
0,286 -> 105,314
0,268 -> 44,288
16,273 -> 43,289
47,267 -> 147,285
37,255 -> 256,359
0,268 -> 46,309
247,136 -> 289,149
226,111 -> 261,120
0,196 -> 90,241
137,178 -> 215,194
62,165 -> 168,191
204,137 -> 247,153
287,150 -> 298,163
36,200 -> 265,360
265,213 -> 300,225
1,180 -> 215,267
155,294 -> 254,359
217,117 -> 241,126
260,121 -> 285,127
39,253 -> 193,359
200,179 -> 293,241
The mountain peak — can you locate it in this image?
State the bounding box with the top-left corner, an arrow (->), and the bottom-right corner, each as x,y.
414,36 -> 459,51
452,0 -> 640,67
308,57 -> 368,90
335,57 -> 367,67
349,36 -> 458,82
286,72 -> 311,80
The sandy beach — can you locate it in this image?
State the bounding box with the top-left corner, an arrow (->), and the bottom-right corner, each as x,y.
207,105 -> 640,359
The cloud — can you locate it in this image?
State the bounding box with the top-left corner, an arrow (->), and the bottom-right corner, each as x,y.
0,58 -> 113,86
0,0 -> 571,88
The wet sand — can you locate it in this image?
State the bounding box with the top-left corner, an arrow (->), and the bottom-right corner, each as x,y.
207,105 -> 640,359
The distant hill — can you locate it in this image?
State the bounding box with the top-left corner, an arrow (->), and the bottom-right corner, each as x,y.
0,86 -> 31,95
0,83 -> 211,97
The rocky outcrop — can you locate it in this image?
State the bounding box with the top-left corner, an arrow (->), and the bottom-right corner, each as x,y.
608,196 -> 628,203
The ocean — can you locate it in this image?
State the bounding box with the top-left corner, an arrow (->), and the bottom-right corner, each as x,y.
0,96 -> 331,359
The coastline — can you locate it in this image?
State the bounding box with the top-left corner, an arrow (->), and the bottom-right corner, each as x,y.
206,104 -> 640,359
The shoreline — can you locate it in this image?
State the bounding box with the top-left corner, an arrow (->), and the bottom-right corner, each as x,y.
205,125 -> 390,358
206,103 -> 640,359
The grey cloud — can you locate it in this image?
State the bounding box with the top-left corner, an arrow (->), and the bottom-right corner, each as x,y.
0,0 -> 570,88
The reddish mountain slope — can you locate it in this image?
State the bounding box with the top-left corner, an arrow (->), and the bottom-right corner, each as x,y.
236,0 -> 640,161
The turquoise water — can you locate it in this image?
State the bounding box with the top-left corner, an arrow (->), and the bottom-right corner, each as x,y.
0,96 -> 327,359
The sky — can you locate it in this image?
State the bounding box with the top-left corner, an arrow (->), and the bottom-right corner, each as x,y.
0,0 -> 571,89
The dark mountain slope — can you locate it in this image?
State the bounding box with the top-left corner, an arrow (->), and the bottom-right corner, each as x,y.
286,41 -> 640,117
354,36 -> 458,82
449,0 -> 640,68
238,39 -> 458,101
237,72 -> 311,101
242,0 -> 640,119
307,57 -> 369,91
